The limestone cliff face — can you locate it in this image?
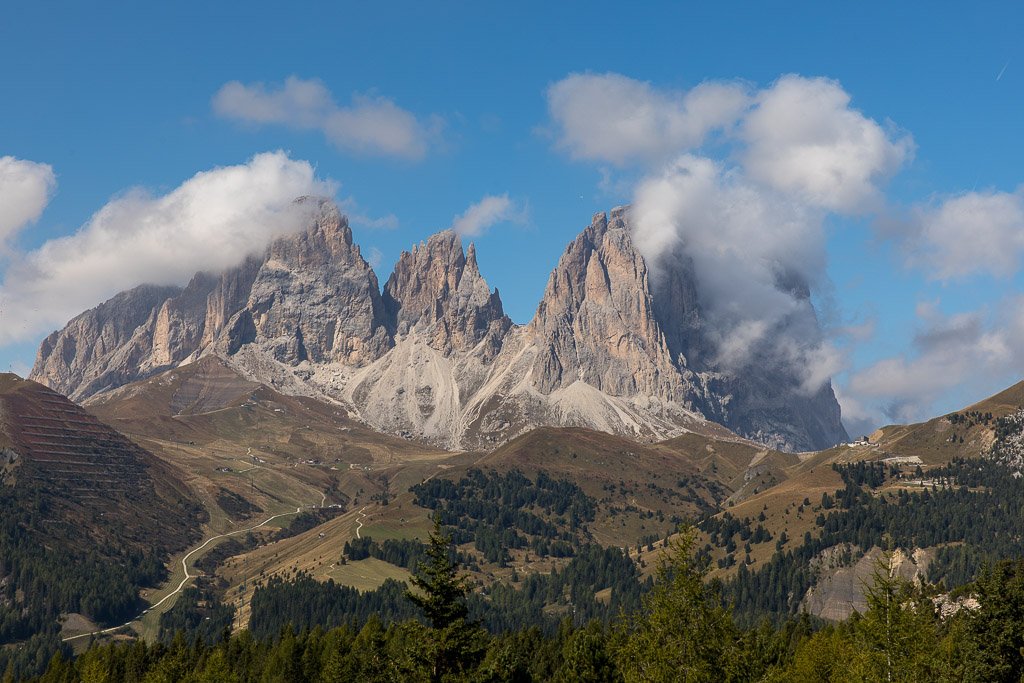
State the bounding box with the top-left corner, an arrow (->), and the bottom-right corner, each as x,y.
241,202 -> 391,365
32,284 -> 183,400
31,201 -> 847,451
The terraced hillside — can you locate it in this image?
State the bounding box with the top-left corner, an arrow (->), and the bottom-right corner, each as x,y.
0,374 -> 203,679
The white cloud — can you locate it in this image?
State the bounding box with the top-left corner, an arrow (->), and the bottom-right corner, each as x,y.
450,194 -> 525,237
213,76 -> 437,160
741,75 -> 913,213
832,385 -> 878,439
546,73 -> 750,165
546,73 -> 911,215
0,156 -> 56,246
0,151 -> 335,347
631,154 -> 838,391
846,298 -> 1024,423
903,188 -> 1024,280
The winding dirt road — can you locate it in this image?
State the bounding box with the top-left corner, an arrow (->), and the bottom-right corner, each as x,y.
355,506 -> 368,539
62,506 -> 304,642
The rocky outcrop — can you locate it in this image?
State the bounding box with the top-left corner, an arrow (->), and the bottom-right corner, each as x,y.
33,284 -> 184,399
31,201 -> 848,451
240,201 -> 391,366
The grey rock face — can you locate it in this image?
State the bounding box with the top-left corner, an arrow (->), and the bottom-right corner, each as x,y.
33,284 -> 185,400
243,202 -> 392,366
30,201 -> 847,451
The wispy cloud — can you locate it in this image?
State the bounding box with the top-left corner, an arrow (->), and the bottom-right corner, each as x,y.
450,194 -> 526,236
846,297 -> 1024,424
212,76 -> 440,160
338,196 -> 399,231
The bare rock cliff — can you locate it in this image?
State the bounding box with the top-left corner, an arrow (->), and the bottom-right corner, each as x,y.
383,230 -> 510,358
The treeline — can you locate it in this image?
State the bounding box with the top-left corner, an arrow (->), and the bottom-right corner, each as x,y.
28,537 -> 1024,682
157,586 -> 235,647
343,536 -> 426,572
248,577 -> 418,640
410,468 -> 598,565
243,543 -> 644,642
0,479 -> 190,681
717,456 -> 1024,623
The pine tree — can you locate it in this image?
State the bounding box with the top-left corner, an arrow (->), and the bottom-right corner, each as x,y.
613,524 -> 739,682
855,550 -> 938,681
404,513 -> 486,682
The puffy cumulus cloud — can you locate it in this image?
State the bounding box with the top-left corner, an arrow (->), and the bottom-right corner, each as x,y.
846,299 -> 1024,424
0,156 -> 56,246
547,72 -> 910,215
450,194 -> 526,237
740,75 -> 913,213
0,151 -> 335,347
903,188 -> 1024,280
631,154 -> 842,392
213,76 -> 438,160
546,73 -> 751,165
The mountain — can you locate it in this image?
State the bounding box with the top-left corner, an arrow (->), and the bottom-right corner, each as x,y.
31,201 -> 847,452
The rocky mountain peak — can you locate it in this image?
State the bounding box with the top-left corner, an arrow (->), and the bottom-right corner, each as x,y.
385,229 -> 466,330
527,206 -> 687,402
241,203 -> 391,366
384,229 -> 510,355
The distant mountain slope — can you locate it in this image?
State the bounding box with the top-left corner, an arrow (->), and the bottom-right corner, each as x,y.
31,201 -> 847,452
0,374 -> 203,678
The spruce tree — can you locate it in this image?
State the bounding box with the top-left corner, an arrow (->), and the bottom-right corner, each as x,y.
855,550 -> 938,681
613,524 -> 739,682
404,513 -> 486,682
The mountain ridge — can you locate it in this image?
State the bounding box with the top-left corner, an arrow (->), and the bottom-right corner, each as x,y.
31,200 -> 847,452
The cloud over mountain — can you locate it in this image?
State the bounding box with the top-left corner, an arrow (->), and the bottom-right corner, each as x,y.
0,151 -> 334,346
546,73 -> 911,399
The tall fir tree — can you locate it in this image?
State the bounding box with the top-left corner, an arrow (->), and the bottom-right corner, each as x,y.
404,513 -> 486,682
613,525 -> 740,682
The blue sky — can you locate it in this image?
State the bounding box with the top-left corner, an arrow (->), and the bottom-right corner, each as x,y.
1,1 -> 1022,434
